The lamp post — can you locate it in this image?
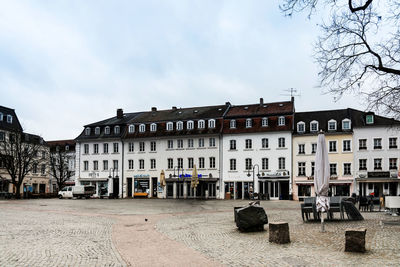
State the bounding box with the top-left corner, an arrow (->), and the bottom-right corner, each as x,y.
108,168 -> 119,198
173,166 -> 183,178
247,164 -> 260,200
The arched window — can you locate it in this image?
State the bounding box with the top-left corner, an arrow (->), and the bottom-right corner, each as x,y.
114,126 -> 120,134
187,120 -> 194,130
262,117 -> 268,127
139,124 -> 146,132
342,118 -> 351,130
0,112 -> 3,121
6,115 -> 13,123
177,121 -> 183,131
166,122 -> 173,131
328,119 -> 337,131
278,116 -> 285,126
246,118 -> 252,128
105,126 -> 110,135
310,120 -> 319,132
95,127 -> 100,135
128,124 -> 135,133
208,119 -> 216,129
198,120 -> 205,129
230,120 -> 236,128
150,123 -> 157,132
85,127 -> 91,136
297,121 -> 305,133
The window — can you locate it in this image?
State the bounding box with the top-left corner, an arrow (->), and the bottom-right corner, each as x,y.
298,162 -> 306,176
310,121 -> 319,132
278,137 -> 285,148
0,132 -> 4,141
328,120 -> 337,131
167,140 -> 173,149
330,163 -> 337,176
199,157 -> 205,168
366,114 -> 374,124
278,157 -> 285,170
177,158 -> 183,169
33,163 -> 38,173
114,126 -> 120,134
342,119 -> 351,130
150,123 -> 157,132
166,122 -> 173,131
128,124 -> 135,133
188,158 -> 194,169
389,137 -> 397,148
389,158 -> 397,170
209,138 -> 216,147
128,160 -> 134,170
177,121 -> 183,131
246,118 -> 252,128
329,141 -> 337,152
208,119 -> 216,128
297,122 -> 305,133
139,142 -> 145,152
343,140 -> 351,152
113,160 -> 119,170
128,142 -> 134,152
84,161 -> 89,171
343,163 -> 351,175
262,158 -> 269,170
278,116 -> 285,126
150,141 -> 156,152
187,121 -> 194,130
262,138 -> 269,149
298,144 -> 305,154
188,139 -> 194,148
311,162 -> 315,176
105,126 -> 110,135
359,139 -> 367,150
7,115 -> 12,123
177,139 -> 183,148
311,143 -> 317,154
359,159 -> 367,170
230,140 -> 236,150
93,161 -> 98,171
65,145 -> 69,151
168,158 -> 173,169
95,127 -> 100,135
198,138 -> 204,147
150,159 -> 156,169
230,120 -> 236,128
113,143 -> 119,153
0,113 -> 2,121
139,124 -> 145,133
262,117 -> 268,127
84,144 -> 89,154
103,160 -> 108,171
85,128 -> 91,136
40,164 -> 46,175
41,151 -> 46,159
245,158 -> 252,170
374,159 -> 382,170
139,159 -> 144,170
230,159 -> 236,171
374,138 -> 382,149
209,157 -> 216,168
245,139 -> 252,149
94,144 -> 99,154
198,120 -> 205,129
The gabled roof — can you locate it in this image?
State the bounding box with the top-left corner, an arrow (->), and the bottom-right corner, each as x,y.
0,105 -> 23,132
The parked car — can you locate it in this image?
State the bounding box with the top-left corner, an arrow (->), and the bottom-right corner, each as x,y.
58,185 -> 95,199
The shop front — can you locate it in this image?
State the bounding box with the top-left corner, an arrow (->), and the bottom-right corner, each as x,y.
356,171 -> 399,197
165,176 -> 218,199
224,181 -> 253,200
79,178 -> 109,198
259,175 -> 290,200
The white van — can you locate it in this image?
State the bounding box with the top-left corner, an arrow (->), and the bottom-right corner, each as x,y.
58,186 -> 95,199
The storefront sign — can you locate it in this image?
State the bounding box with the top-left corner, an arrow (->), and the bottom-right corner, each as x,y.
368,171 -> 390,178
134,174 -> 150,178
177,173 -> 205,178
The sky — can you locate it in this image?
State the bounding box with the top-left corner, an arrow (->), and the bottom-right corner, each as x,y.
0,0 -> 366,141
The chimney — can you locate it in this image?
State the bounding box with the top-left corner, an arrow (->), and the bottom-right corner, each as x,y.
117,108 -> 123,119
172,106 -> 177,110
225,102 -> 231,106
151,107 -> 157,112
260,98 -> 264,106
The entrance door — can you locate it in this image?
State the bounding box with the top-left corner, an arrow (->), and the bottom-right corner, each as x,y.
113,178 -> 119,198
236,182 -> 243,199
127,178 -> 132,197
280,181 -> 289,200
152,177 -> 158,198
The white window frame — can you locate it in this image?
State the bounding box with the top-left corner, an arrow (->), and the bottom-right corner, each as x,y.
328,119 -> 337,131
262,158 -> 269,170
297,121 -> 305,133
187,120 -> 194,130
230,120 -> 236,129
342,118 -> 351,130
246,118 -> 252,128
150,123 -> 157,132
208,119 -> 216,129
188,139 -> 194,148
0,112 -> 3,121
177,121 -> 183,131
105,126 -> 110,135
329,140 -> 337,152
310,120 -> 319,132
261,117 -> 268,127
262,138 -> 269,149
230,159 -> 236,171
128,125 -> 135,133
166,122 -> 173,131
95,127 -> 100,135
209,138 -> 216,147
245,139 -> 252,149
150,141 -> 156,152
343,163 -> 352,175
85,128 -> 91,136
278,137 -> 285,148
343,140 -> 352,152
6,115 -> 12,123
230,140 -> 236,150
128,160 -> 134,170
298,144 -> 305,154
366,114 -> 374,124
139,124 -> 146,133
278,116 -> 285,126
114,126 -> 120,134
198,120 -> 205,129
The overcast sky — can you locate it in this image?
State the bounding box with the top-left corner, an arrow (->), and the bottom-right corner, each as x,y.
0,1 -> 366,141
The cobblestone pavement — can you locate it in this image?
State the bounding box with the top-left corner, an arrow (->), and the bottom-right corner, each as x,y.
1,199 -> 399,266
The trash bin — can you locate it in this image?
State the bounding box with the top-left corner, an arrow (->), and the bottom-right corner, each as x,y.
225,192 -> 231,200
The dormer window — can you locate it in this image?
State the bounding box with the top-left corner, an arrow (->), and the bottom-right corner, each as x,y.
262,117 -> 268,127
114,126 -> 120,134
128,124 -> 135,133
65,145 -> 69,151
0,112 -> 3,121
198,120 -> 205,129
105,126 -> 110,135
139,124 -> 146,132
310,121 -> 319,132
342,118 -> 351,130
297,122 -> 305,133
150,123 -> 157,132
230,120 -> 236,129
85,127 -> 91,136
328,119 -> 337,131
366,114 -> 374,124
208,119 -> 216,129
177,121 -> 183,131
95,127 -> 100,135
166,122 -> 173,131
246,118 -> 252,128
6,115 -> 12,123
187,120 -> 194,130
278,116 -> 285,126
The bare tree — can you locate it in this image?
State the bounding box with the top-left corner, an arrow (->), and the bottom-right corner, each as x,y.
280,0 -> 400,117
49,146 -> 74,192
0,130 -> 43,198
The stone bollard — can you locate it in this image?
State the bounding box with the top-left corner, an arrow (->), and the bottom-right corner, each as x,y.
345,228 -> 367,252
269,222 -> 290,244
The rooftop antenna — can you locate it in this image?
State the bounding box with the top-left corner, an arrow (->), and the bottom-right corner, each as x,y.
280,88 -> 301,99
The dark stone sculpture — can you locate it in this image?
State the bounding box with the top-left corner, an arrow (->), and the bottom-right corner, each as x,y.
235,202 -> 268,232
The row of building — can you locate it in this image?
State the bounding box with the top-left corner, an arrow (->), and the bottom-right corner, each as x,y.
73,98 -> 400,200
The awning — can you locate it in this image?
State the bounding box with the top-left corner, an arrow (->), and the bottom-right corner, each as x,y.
79,178 -> 108,182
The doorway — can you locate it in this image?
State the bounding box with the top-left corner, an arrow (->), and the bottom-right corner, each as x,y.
127,178 -> 132,197
152,177 -> 158,198
112,178 -> 119,198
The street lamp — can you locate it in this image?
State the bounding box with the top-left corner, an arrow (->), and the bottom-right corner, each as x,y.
247,164 -> 260,200
173,166 -> 183,178
109,168 -> 119,198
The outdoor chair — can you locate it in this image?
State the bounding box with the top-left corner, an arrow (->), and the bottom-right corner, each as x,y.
328,196 -> 344,220
301,197 -> 318,221
359,197 -> 369,211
